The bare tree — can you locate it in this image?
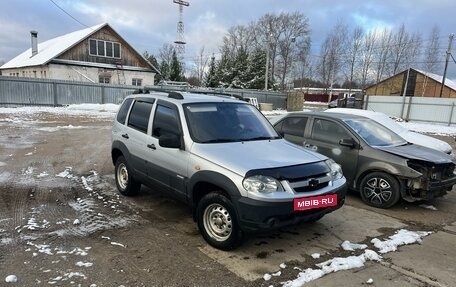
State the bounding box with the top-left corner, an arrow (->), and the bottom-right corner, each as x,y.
360,30 -> 376,90
389,24 -> 422,76
422,26 -> 441,73
158,43 -> 175,67
190,46 -> 209,85
275,12 -> 311,90
256,13 -> 283,87
373,28 -> 393,94
221,24 -> 256,59
317,21 -> 347,95
294,37 -> 312,87
420,26 -> 442,96
344,26 -> 364,93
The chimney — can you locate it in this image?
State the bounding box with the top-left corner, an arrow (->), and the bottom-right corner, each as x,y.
30,30 -> 38,56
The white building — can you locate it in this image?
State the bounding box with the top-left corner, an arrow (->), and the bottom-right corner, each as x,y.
0,23 -> 159,86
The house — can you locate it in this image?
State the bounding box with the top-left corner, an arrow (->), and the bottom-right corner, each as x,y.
0,23 -> 159,86
365,68 -> 456,98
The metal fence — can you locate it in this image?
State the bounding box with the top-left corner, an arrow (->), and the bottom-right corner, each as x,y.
364,95 -> 456,125
0,76 -> 287,109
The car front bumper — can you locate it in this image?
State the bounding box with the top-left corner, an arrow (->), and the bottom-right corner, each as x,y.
234,182 -> 347,233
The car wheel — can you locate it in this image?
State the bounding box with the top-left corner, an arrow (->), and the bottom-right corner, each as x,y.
359,172 -> 401,208
196,192 -> 243,250
115,156 -> 140,196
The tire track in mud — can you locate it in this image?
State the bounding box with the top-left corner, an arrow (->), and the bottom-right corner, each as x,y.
0,184 -> 31,267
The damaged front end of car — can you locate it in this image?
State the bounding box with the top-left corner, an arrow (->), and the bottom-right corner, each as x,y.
403,160 -> 456,201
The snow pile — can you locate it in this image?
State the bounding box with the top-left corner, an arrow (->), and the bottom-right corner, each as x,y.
341,240 -> 368,251
277,229 -> 429,286
282,268 -> 325,287
0,104 -> 119,117
5,275 -> 18,283
75,261 -> 93,267
419,204 -> 438,211
56,167 -> 78,179
371,229 -> 432,254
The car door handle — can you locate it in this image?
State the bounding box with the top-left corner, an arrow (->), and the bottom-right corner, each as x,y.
122,134 -> 129,139
147,144 -> 156,150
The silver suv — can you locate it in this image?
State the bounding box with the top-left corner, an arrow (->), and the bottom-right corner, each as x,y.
111,90 -> 347,250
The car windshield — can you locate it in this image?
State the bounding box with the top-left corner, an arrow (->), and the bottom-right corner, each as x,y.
184,102 -> 280,143
344,118 -> 407,146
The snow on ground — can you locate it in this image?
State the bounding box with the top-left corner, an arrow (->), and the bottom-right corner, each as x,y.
400,121 -> 456,136
1,104 -> 455,136
272,229 -> 430,287
0,104 -> 446,285
0,103 -> 119,117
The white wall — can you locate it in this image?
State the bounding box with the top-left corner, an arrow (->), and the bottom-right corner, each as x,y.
2,64 -> 155,86
365,95 -> 456,125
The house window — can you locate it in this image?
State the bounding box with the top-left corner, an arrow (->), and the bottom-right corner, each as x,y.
89,39 -> 97,55
106,42 -> 113,57
33,71 -> 37,78
97,40 -> 105,56
132,78 -> 142,86
113,43 -> 120,58
89,38 -> 121,59
99,76 -> 111,84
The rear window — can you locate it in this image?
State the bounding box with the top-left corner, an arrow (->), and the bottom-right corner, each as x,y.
127,100 -> 153,133
116,98 -> 133,124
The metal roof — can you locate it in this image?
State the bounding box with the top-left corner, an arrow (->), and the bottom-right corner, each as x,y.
0,23 -> 160,74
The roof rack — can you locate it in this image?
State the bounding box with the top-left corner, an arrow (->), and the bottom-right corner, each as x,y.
132,86 -> 247,102
132,87 -> 184,100
187,90 -> 247,101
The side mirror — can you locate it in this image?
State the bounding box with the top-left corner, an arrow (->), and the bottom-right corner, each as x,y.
159,133 -> 182,149
339,138 -> 357,149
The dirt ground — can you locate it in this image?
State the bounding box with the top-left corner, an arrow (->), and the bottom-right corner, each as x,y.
1,109 -> 456,286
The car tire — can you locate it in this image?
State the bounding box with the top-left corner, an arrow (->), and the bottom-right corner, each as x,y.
115,156 -> 140,196
359,172 -> 401,208
196,192 -> 243,250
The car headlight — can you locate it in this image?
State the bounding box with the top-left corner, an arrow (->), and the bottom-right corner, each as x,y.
326,159 -> 343,180
243,175 -> 282,194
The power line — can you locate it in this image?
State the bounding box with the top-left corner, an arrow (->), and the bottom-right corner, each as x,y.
49,0 -> 91,29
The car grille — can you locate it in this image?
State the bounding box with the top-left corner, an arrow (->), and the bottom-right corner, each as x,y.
288,173 -> 331,193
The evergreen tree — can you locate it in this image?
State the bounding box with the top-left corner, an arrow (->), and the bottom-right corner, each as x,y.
159,60 -> 170,81
230,47 -> 249,88
169,50 -> 183,81
215,53 -> 229,87
246,48 -> 267,89
143,51 -> 161,84
204,55 -> 218,87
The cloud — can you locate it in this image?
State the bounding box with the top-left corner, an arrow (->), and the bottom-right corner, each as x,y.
186,11 -> 228,57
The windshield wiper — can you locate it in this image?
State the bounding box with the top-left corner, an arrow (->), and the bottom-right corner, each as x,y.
201,138 -> 241,143
243,136 -> 279,142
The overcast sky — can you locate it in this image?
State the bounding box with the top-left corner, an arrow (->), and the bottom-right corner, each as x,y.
1,0 -> 456,79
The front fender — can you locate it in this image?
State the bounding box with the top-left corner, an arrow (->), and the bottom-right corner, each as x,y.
187,170 -> 242,202
354,160 -> 422,189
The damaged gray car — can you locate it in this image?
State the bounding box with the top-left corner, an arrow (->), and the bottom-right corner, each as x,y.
272,112 -> 456,208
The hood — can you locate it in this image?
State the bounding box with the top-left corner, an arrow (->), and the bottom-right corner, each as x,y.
190,139 -> 327,176
397,130 -> 452,154
377,144 -> 454,164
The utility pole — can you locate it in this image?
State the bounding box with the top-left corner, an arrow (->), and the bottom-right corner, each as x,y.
440,34 -> 454,98
264,34 -> 270,90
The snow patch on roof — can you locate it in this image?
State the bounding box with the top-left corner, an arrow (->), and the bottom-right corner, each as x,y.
415,68 -> 456,91
0,23 -> 106,69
